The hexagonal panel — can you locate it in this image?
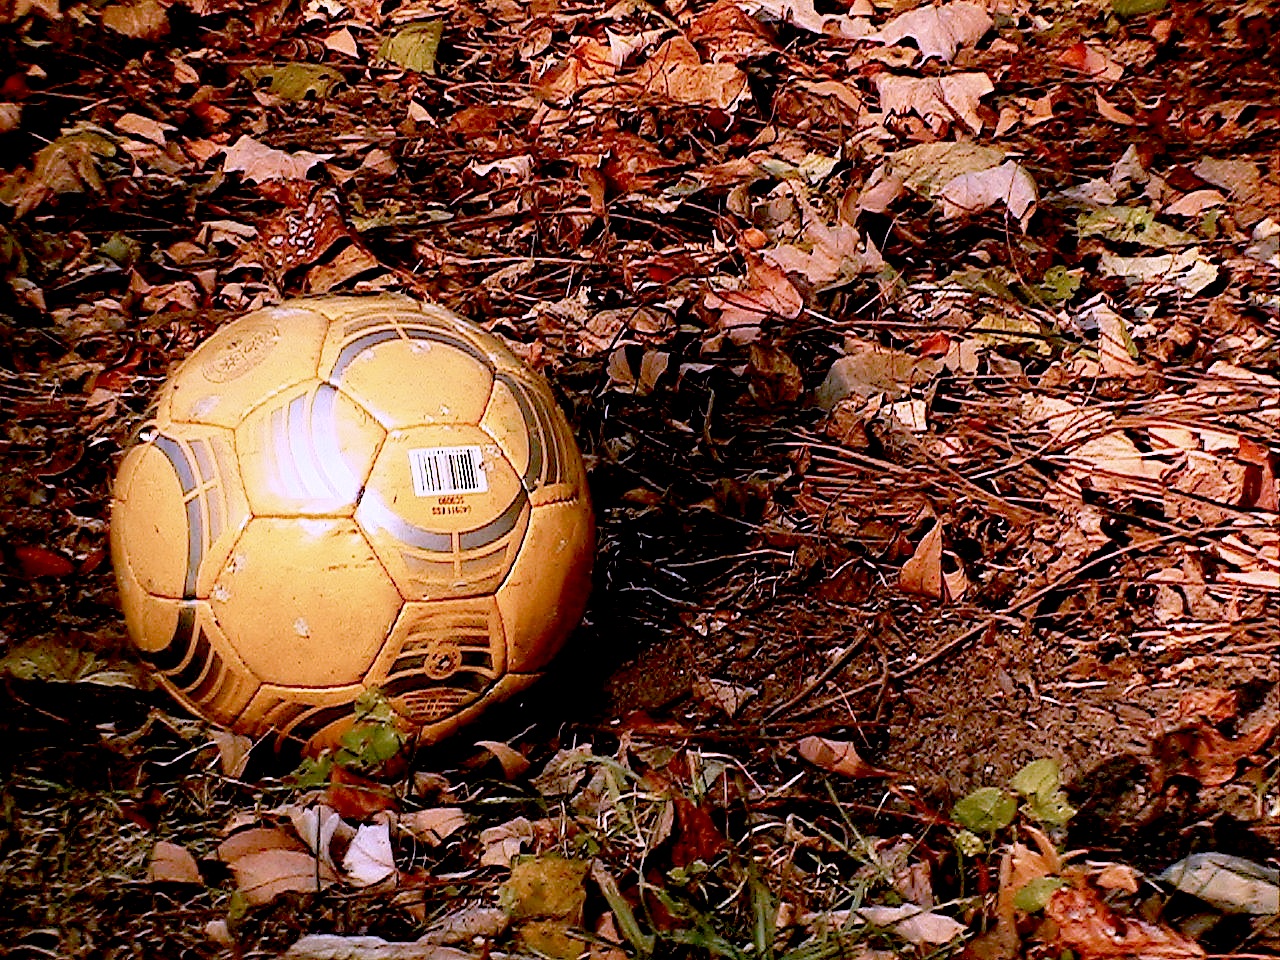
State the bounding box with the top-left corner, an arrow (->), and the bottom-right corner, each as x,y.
494,497 -> 594,673
355,424 -> 530,601
111,423 -> 250,600
235,382 -> 384,517
365,598 -> 505,726
158,303 -> 330,428
210,517 -> 401,687
319,317 -> 494,429
480,371 -> 587,504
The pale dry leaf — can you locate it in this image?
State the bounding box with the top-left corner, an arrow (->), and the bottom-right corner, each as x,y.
148,840 -> 202,884
869,0 -> 992,63
856,904 -> 966,945
876,73 -> 994,134
0,103 -> 21,134
324,27 -> 360,58
475,739 -> 531,779
1164,189 -> 1225,217
692,678 -> 758,717
421,905 -> 510,944
288,804 -> 354,873
535,39 -> 615,103
938,159 -> 1037,224
747,0 -> 871,39
284,934 -> 475,960
1099,249 -> 1219,294
399,807 -> 467,845
797,735 -> 892,778
626,36 -> 748,110
115,112 -> 174,144
226,845 -> 336,904
1059,42 -> 1123,81
815,342 -> 942,408
343,822 -> 396,887
479,816 -> 534,867
223,135 -> 330,183
1095,863 -> 1141,894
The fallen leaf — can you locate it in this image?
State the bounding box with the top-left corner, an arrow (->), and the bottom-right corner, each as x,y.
148,840 -> 202,884
856,904 -> 966,945
218,828 -> 336,905
209,730 -> 253,777
536,39 -> 615,103
1042,885 -> 1204,959
343,821 -> 396,886
1094,863 -> 1140,894
284,935 -> 474,959
692,678 -> 758,717
475,739 -> 531,779
869,1 -> 992,63
479,816 -> 534,867
1059,42 -> 1123,81
814,341 -> 943,408
501,855 -> 588,921
1159,853 -> 1279,915
625,37 -> 749,110
746,0 -> 870,40
797,735 -> 892,778
901,523 -> 944,600
288,804 -> 354,873
376,21 -> 443,73
14,544 -> 76,578
1153,717 -> 1277,787
399,807 -> 467,845
101,0 -> 168,39
241,63 -> 345,100
115,112 -> 174,144
222,135 -> 330,183
937,159 -> 1037,224
421,905 -> 510,944
876,72 -> 994,134
703,257 -> 802,344
1099,249 -> 1219,294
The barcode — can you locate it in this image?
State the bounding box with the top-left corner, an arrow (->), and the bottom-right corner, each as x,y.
408,446 -> 488,496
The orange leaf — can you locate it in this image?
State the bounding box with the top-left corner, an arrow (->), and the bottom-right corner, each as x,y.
797,736 -> 893,778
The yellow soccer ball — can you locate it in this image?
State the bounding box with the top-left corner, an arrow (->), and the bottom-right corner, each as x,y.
110,294 -> 594,751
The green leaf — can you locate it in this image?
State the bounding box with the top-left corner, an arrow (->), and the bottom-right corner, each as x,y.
1076,205 -> 1196,248
1010,759 -> 1061,798
240,63 -> 345,100
376,21 -> 443,74
1112,0 -> 1167,17
98,231 -> 140,266
1014,876 -> 1067,912
953,787 -> 1017,833
1027,790 -> 1077,827
1036,265 -> 1081,303
953,829 -> 985,857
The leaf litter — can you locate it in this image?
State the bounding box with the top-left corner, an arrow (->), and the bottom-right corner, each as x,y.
0,0 -> 1277,955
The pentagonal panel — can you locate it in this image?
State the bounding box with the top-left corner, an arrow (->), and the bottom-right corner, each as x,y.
495,497 -> 594,673
158,303 -> 330,428
366,598 -> 505,727
210,518 -> 401,687
235,382 -> 384,517
111,423 -> 250,600
319,314 -> 494,429
481,371 -> 587,504
356,424 -> 530,601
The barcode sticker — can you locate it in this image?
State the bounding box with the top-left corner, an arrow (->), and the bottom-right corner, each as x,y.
408,446 -> 488,496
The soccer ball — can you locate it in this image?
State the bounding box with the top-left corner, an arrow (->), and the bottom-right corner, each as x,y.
110,294 -> 594,751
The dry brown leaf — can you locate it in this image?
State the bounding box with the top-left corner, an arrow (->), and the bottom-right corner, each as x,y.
688,0 -> 777,61
218,828 -> 336,905
938,159 -> 1037,225
148,840 -> 202,884
479,816 -> 534,867
625,37 -> 749,110
223,135 -> 330,183
1094,863 -> 1140,894
102,0 -> 168,39
115,112 -> 173,144
747,0 -> 870,39
1059,43 -> 1123,81
475,740 -> 531,779
1043,885 -> 1204,959
901,523 -> 945,600
399,807 -> 467,846
869,1 -> 992,63
703,258 -> 802,344
876,73 -> 993,134
209,729 -> 253,777
1154,717 -> 1278,788
797,735 -> 893,778
535,39 -> 615,103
